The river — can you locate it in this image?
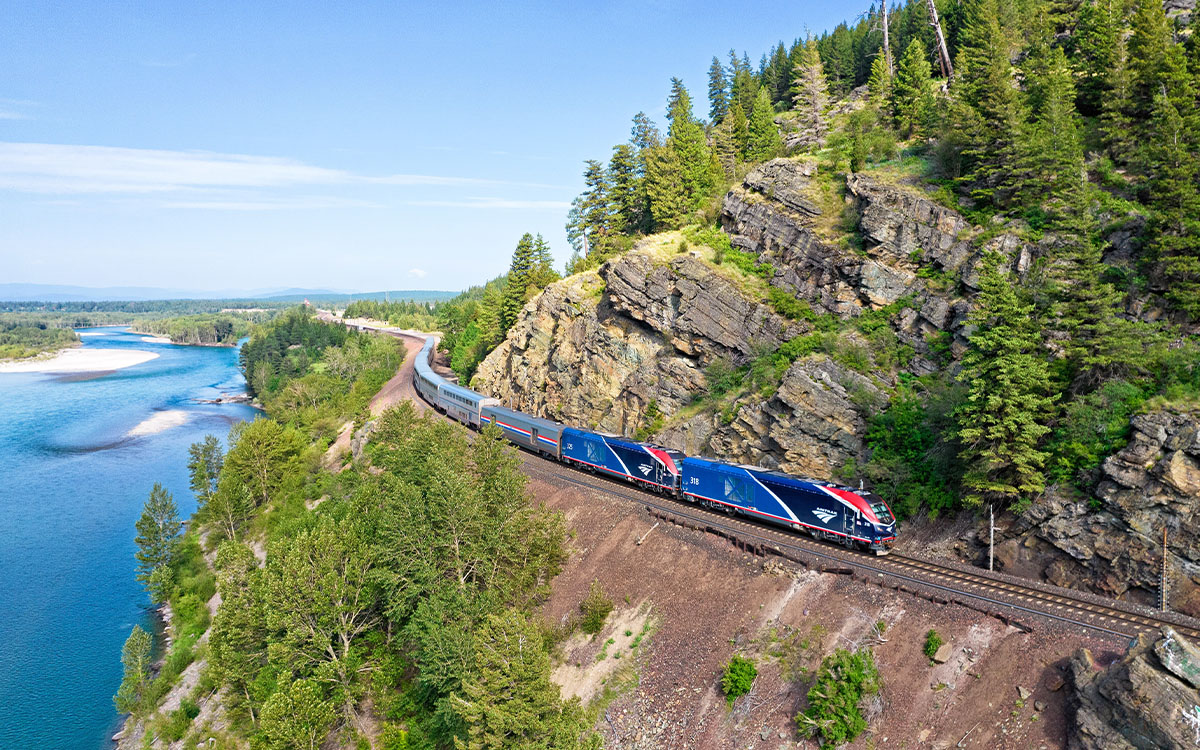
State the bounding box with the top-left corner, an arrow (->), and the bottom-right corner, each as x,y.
0,327 -> 259,749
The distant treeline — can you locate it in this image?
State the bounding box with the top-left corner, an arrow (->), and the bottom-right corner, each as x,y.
0,299 -> 293,315
342,299 -> 439,330
134,314 -> 263,346
0,322 -> 78,360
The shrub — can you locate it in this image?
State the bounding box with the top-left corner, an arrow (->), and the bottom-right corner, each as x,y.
721,655 -> 758,704
923,629 -> 943,660
579,580 -> 613,635
797,648 -> 880,749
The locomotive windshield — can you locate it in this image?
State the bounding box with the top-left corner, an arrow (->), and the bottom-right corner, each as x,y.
871,501 -> 894,524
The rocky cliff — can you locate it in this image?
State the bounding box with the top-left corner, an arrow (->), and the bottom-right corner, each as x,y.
475,157 -> 1020,478
998,409 -> 1200,616
1071,626 -> 1200,749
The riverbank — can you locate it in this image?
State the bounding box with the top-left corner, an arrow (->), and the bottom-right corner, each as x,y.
0,347 -> 159,373
127,330 -> 238,347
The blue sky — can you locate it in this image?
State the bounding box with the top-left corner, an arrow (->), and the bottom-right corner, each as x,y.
1,1 -> 854,292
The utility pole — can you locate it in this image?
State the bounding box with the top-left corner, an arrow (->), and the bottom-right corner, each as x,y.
881,0 -> 893,76
988,504 -> 995,572
1162,526 -> 1171,613
926,0 -> 954,81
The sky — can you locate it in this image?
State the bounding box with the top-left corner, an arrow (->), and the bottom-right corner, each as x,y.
1,1 -> 856,293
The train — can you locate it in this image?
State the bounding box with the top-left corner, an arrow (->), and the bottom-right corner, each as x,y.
412,336 -> 897,555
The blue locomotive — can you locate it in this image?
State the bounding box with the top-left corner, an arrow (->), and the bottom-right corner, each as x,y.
410,335 -> 897,555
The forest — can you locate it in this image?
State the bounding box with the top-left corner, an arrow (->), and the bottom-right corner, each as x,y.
134,314 -> 261,346
0,321 -> 78,359
556,0 -> 1200,518
117,308 -> 600,749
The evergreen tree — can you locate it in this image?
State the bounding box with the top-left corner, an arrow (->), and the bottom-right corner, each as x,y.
729,51 -> 758,115
186,434 -> 223,512
607,143 -> 642,235
747,87 -> 783,161
1100,29 -> 1135,163
712,116 -> 738,178
644,145 -> 689,229
629,112 -> 661,152
1145,91 -> 1200,319
727,101 -> 751,157
708,56 -> 729,123
134,483 -> 181,596
769,42 -> 793,106
666,80 -> 718,211
890,39 -> 935,137
209,541 -> 267,719
867,53 -> 892,105
956,252 -> 1056,509
452,611 -> 599,750
113,625 -> 152,714
501,234 -> 537,331
954,0 -> 1025,204
1128,0 -> 1174,121
529,234 -> 559,290
1071,0 -> 1120,116
565,160 -> 611,257
1018,46 -> 1084,215
791,39 -> 830,148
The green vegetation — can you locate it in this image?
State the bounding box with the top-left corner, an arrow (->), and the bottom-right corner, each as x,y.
437,233 -> 559,382
721,654 -> 758,705
0,322 -> 77,359
343,299 -> 439,330
579,579 -> 614,635
134,313 -> 255,345
796,648 -> 880,750
923,629 -> 944,660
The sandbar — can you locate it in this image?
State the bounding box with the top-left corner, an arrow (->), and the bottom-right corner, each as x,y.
127,410 -> 190,437
0,348 -> 159,373
140,336 -> 172,344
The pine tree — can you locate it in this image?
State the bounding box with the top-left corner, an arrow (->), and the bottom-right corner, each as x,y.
1071,0 -> 1120,116
770,42 -> 792,106
867,53 -> 892,105
607,143 -> 642,235
501,234 -> 537,331
712,116 -> 738,177
209,541 -> 267,719
644,144 -> 689,229
708,56 -> 729,123
1018,46 -> 1084,215
565,160 -> 611,258
629,112 -> 661,152
134,483 -> 181,596
954,0 -> 1025,204
956,252 -> 1056,509
729,51 -> 758,116
1100,29 -> 1135,163
747,87 -> 783,162
891,39 -> 935,137
666,80 -> 717,211
791,39 -> 830,148
1128,0 -> 1174,121
727,101 -> 751,157
452,611 -> 598,750
1145,91 -> 1200,319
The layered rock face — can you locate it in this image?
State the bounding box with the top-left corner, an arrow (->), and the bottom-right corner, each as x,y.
472,236 -> 881,478
1001,410 -> 1200,616
1071,627 -> 1200,749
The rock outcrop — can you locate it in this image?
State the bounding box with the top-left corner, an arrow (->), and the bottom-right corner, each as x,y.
999,410 -> 1200,616
1071,627 -> 1200,749
473,235 -> 879,477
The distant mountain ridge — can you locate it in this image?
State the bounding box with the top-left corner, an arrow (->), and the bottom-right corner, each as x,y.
0,283 -> 458,303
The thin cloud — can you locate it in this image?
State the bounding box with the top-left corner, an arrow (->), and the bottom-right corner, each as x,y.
407,197 -> 572,210
161,196 -> 382,211
408,268 -> 428,279
0,142 -> 567,195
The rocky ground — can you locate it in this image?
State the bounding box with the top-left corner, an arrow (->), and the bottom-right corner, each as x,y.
523,456 -> 1119,749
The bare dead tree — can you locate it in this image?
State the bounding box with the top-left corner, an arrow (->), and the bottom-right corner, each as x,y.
926,0 -> 954,81
881,0 -> 893,76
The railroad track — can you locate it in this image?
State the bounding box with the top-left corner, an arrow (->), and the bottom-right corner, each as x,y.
524,457 -> 1200,642
354,324 -> 1200,643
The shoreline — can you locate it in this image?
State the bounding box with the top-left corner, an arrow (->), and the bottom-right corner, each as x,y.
126,330 -> 237,348
0,347 -> 159,374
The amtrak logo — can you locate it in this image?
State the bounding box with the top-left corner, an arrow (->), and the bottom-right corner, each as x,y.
813,508 -> 837,524
638,464 -> 653,476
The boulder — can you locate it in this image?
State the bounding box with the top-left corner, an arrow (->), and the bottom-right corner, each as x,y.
1070,628 -> 1200,749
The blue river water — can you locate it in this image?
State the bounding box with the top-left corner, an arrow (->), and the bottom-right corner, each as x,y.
0,328 -> 259,749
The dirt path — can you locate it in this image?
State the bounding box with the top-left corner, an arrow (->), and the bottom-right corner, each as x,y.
323,332 -> 430,468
